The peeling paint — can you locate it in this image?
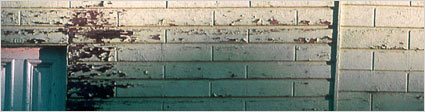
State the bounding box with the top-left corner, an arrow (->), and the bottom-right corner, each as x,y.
68,63 -> 164,79
69,10 -> 114,27
370,44 -> 407,50
1,28 -> 68,44
268,18 -> 279,24
319,19 -> 331,25
66,99 -> 102,111
294,36 -> 332,43
150,34 -> 161,40
68,45 -> 116,62
67,80 -> 115,99
229,19 -> 242,26
168,28 -> 246,43
300,20 -> 310,25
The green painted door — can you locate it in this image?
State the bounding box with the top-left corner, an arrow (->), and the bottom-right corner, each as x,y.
1,47 -> 66,111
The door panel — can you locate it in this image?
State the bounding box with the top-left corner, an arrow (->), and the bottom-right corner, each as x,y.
1,47 -> 66,111
39,47 -> 67,110
1,59 -> 14,110
35,63 -> 53,111
31,68 -> 41,111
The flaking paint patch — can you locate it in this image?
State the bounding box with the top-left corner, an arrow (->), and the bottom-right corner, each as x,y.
370,44 -> 407,50
68,63 -> 127,79
296,45 -> 331,61
72,1 -> 105,8
67,80 -> 116,99
33,9 -> 131,44
294,36 -> 332,43
119,9 -> 212,26
1,28 -> 68,44
21,10 -> 71,26
297,9 -> 333,26
1,10 -> 20,25
67,27 -> 134,43
68,28 -> 163,43
150,34 -> 161,40
319,20 -> 331,25
69,10 -> 117,27
68,44 -> 116,62
61,9 -> 134,44
299,20 -> 310,25
167,28 -> 247,43
215,9 -> 296,26
69,63 -> 165,79
67,80 -> 141,99
249,28 -> 332,43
